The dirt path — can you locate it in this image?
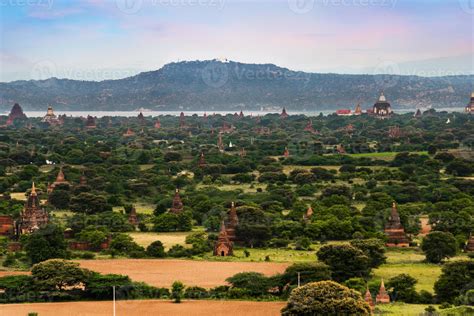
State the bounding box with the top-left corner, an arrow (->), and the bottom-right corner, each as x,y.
0,300 -> 286,316
74,259 -> 289,288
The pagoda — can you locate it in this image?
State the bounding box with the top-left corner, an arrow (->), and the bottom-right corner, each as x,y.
239,110 -> 244,118
154,120 -> 161,129
137,112 -> 145,123
384,202 -> 410,247
364,286 -> 375,312
217,133 -> 224,152
6,103 -> 27,125
280,107 -> 289,119
466,92 -> 474,113
79,173 -> 87,186
303,205 -> 313,222
283,147 -> 290,157
0,216 -> 14,236
198,152 -> 206,168
354,104 -> 362,115
304,120 -> 317,134
375,279 -> 390,304
128,207 -> 139,227
179,112 -> 186,128
42,105 -> 61,125
123,128 -> 135,137
465,234 -> 474,252
213,220 -> 233,256
414,109 -> 422,118
372,92 -> 393,119
20,183 -> 49,234
226,202 -> 239,241
170,189 -> 184,214
85,115 -> 96,129
47,166 -> 70,193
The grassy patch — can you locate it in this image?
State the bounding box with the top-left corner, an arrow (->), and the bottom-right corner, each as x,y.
128,231 -> 193,250
373,263 -> 441,293
375,303 -> 434,316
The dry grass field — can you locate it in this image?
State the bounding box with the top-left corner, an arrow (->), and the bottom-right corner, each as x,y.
75,259 -> 288,288
128,231 -> 192,249
0,300 -> 286,316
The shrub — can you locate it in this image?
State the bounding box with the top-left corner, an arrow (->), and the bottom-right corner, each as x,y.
421,231 -> 457,264
316,244 -> 370,282
184,286 -> 209,299
434,260 -> 474,303
167,244 -> 189,258
146,240 -> 166,258
171,281 -> 184,303
350,238 -> 386,268
280,263 -> 331,287
281,281 -> 371,315
226,272 -> 270,297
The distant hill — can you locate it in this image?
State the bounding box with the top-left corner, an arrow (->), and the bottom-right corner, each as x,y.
0,60 -> 472,111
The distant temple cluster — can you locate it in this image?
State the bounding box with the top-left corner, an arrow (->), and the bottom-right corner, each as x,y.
364,279 -> 391,312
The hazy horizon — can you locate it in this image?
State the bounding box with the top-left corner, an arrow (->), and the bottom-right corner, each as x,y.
1,0 -> 473,82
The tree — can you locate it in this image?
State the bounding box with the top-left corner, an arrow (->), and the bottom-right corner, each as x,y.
23,224 -> 68,264
70,192 -> 111,214
386,274 -> 418,303
146,240 -> 166,258
281,281 -> 371,315
226,272 -> 270,296
316,245 -> 370,282
31,259 -> 90,291
48,188 -> 71,209
434,260 -> 474,303
350,238 -> 386,268
280,262 -> 331,287
171,281 -> 185,303
109,233 -> 144,256
421,231 -> 457,263
76,226 -> 109,251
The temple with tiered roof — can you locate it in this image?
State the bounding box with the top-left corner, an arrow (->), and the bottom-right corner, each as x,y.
42,106 -> 61,125
47,167 -> 70,193
280,107 -> 288,118
466,92 -> 474,113
85,115 -> 96,129
385,202 -> 410,247
372,92 -> 393,119
170,189 -> 184,214
364,286 -> 375,312
20,183 -> 49,234
226,202 -> 239,241
375,279 -> 390,304
214,220 -> 233,256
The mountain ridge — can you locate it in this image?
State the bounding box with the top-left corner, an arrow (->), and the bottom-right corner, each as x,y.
0,59 -> 472,111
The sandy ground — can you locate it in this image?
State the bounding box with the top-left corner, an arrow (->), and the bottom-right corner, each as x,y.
0,300 -> 286,316
74,259 -> 289,288
0,271 -> 28,278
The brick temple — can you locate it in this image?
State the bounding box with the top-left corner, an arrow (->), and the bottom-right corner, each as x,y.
128,206 -> 139,227
170,189 -> 184,214
214,220 -> 233,256
226,202 -> 239,241
47,166 -> 70,193
372,92 -> 393,119
385,202 -> 410,247
375,279 -> 390,304
20,182 -> 49,234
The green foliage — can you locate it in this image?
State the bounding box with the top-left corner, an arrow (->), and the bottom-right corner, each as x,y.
171,281 -> 185,303
31,259 -> 90,291
316,244 -> 370,282
23,224 -> 69,264
434,260 -> 474,303
386,274 -> 418,303
421,231 -> 457,263
109,233 -> 145,256
146,240 -> 166,258
280,262 -> 331,287
281,281 -> 371,315
226,272 -> 270,296
153,212 -> 192,232
350,238 -> 387,268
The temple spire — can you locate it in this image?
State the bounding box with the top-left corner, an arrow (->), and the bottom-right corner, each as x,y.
31,182 -> 37,196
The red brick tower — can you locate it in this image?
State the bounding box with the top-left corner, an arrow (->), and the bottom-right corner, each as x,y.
20,182 -> 49,234
376,279 -> 390,304
226,202 -> 239,241
364,286 -> 375,312
128,206 -> 139,227
170,189 -> 184,214
214,220 -> 233,256
385,202 -> 410,247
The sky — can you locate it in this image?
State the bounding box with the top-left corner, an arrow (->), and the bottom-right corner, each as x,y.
0,0 -> 473,82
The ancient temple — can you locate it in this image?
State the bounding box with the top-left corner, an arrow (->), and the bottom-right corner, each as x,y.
225,202 -> 239,241
123,128 -> 135,137
385,202 -> 410,247
179,112 -> 186,128
79,173 -> 87,186
375,279 -> 390,304
364,286 -> 375,312
85,115 -> 96,129
6,103 -> 27,125
154,120 -> 161,129
304,120 -> 317,134
239,147 -> 247,158
280,107 -> 289,118
198,152 -> 206,168
283,147 -> 290,157
213,220 -> 233,256
47,166 -> 70,193
128,207 -> 139,227
466,92 -> 474,113
239,110 -> 244,118
42,106 -> 61,125
388,126 -> 402,138
465,234 -> 474,252
414,109 -> 422,118
137,112 -> 145,123
0,216 -> 14,236
20,183 -> 49,234
217,133 -> 224,152
372,92 -> 393,119
354,104 -> 362,115
303,205 -> 313,222
170,189 -> 184,214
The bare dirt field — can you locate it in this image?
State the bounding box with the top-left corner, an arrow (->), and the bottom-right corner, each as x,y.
0,271 -> 28,278
0,300 -> 286,316
75,259 -> 289,288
